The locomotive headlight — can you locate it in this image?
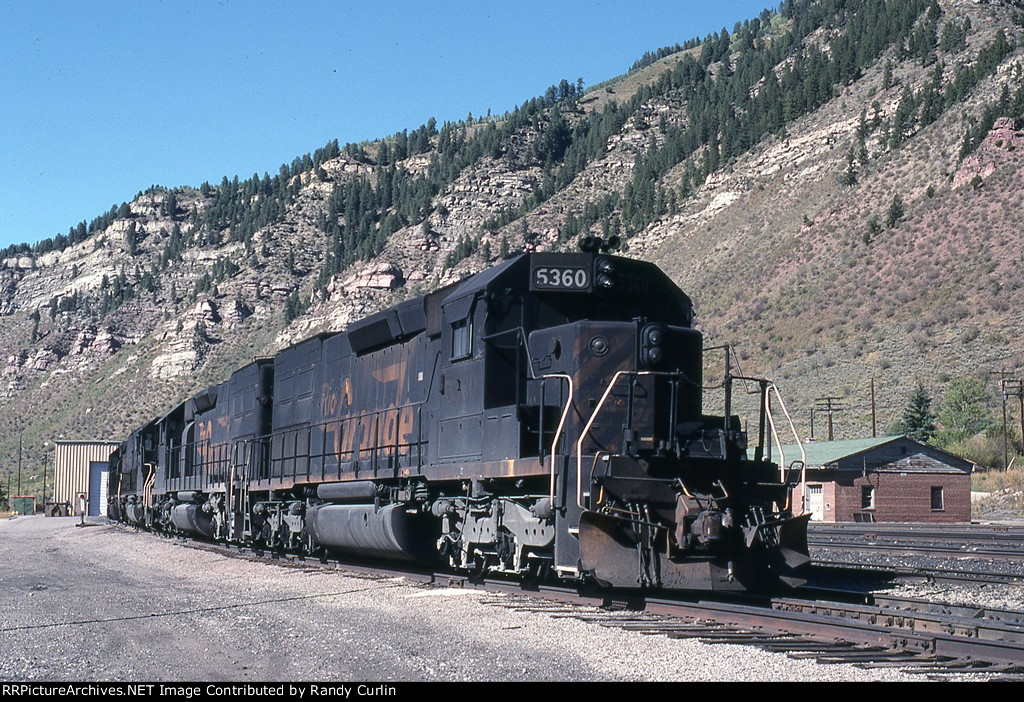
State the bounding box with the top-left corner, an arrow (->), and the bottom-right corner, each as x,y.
596,258 -> 616,289
640,323 -> 667,367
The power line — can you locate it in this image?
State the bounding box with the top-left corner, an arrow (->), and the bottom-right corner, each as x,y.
813,395 -> 845,441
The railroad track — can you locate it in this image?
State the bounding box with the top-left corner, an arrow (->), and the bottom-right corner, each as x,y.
140,525 -> 1024,679
810,539 -> 1024,561
812,559 -> 1024,587
810,523 -> 1024,541
809,524 -> 1024,555
807,523 -> 1024,587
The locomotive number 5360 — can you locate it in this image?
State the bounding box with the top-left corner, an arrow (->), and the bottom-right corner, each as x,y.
532,266 -> 590,291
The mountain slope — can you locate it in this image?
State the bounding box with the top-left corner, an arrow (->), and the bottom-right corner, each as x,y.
3,0 -> 1024,494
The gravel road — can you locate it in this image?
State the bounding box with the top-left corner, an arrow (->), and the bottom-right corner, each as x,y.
0,515 -> 914,682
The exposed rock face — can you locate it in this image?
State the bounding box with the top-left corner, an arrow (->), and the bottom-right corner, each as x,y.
953,117 -> 1024,189
415,227 -> 441,252
4,351 -> 27,376
194,299 -> 221,325
221,298 -> 252,326
147,297 -> 226,379
69,326 -> 119,356
24,348 -> 61,372
0,271 -> 17,315
437,161 -> 541,239
341,262 -> 405,292
150,325 -> 208,380
92,329 -> 119,355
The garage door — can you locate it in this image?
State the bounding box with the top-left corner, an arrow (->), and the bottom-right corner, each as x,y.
88,461 -> 109,516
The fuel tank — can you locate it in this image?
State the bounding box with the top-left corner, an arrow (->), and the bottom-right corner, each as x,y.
170,503 -> 215,538
305,503 -> 435,562
124,501 -> 146,525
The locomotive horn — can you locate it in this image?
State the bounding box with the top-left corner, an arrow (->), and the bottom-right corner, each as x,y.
578,235 -> 599,253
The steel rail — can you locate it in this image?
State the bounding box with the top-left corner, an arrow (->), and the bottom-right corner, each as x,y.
809,538 -> 1024,562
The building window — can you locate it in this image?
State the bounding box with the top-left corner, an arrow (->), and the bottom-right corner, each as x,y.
931,486 -> 944,510
451,317 -> 472,360
861,485 -> 875,510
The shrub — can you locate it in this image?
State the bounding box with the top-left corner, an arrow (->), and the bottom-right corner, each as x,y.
952,428 -> 1019,471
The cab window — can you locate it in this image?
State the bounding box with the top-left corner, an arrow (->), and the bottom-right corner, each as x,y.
452,317 -> 472,360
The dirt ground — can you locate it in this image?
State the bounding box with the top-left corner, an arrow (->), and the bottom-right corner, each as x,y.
0,515 -> 915,682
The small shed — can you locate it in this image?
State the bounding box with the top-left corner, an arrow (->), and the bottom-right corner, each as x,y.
52,440 -> 121,517
11,496 -> 37,515
786,435 -> 973,523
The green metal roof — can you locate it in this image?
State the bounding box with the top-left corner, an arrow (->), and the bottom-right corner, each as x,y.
777,435 -> 904,467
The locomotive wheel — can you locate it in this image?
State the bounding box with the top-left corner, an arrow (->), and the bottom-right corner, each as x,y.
467,555 -> 490,583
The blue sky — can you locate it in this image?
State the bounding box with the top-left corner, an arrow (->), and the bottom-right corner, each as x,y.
0,1 -> 773,249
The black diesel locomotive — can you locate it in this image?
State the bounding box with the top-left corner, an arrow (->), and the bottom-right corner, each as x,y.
109,251 -> 810,591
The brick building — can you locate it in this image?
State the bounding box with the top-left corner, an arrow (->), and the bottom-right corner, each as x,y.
785,435 -> 973,523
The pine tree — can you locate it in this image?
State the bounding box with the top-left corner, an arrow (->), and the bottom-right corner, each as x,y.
163,192 -> 178,218
864,215 -> 882,245
839,146 -> 858,185
125,221 -> 138,256
885,194 -> 905,228
897,383 -> 936,442
890,86 -> 917,148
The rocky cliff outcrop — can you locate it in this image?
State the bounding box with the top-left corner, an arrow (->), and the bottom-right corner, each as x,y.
953,116 -> 1024,188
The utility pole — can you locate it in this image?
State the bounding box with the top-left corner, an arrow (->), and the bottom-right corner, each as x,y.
1005,378 -> 1024,471
991,369 -> 1015,470
870,378 -> 877,438
814,396 -> 845,441
16,433 -> 22,497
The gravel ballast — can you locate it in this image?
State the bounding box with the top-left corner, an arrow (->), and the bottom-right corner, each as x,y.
0,515 -> 917,682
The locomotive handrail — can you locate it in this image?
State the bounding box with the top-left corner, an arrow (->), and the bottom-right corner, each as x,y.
542,373 -> 574,505
764,383 -> 806,512
179,398 -> 430,489
275,405 -> 420,482
142,462 -> 155,510
575,369 -> 686,510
